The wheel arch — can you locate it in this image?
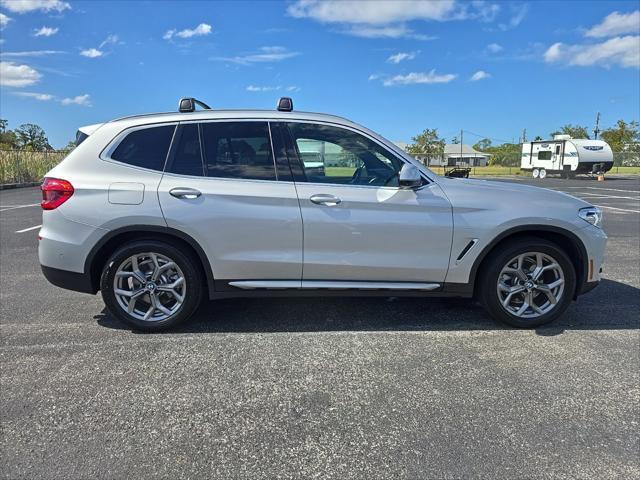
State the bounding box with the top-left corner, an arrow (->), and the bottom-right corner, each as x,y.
469,225 -> 587,299
85,225 -> 215,297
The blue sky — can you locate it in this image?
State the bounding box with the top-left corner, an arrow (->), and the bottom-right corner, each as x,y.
1,0 -> 639,148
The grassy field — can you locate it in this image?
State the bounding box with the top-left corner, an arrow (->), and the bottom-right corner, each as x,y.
326,165 -> 640,178
0,150 -> 66,185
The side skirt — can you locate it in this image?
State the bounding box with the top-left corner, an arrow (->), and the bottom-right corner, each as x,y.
211,280 -> 473,300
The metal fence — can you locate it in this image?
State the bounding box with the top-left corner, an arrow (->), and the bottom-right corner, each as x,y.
0,149 -> 67,185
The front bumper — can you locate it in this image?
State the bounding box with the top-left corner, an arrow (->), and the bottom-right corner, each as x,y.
574,223 -> 608,296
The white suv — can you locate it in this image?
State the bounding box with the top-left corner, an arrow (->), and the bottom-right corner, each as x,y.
39,97 -> 607,331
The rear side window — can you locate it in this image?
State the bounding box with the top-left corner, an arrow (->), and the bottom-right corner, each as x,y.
538,151 -> 552,160
201,122 -> 276,181
111,125 -> 175,171
169,124 -> 204,176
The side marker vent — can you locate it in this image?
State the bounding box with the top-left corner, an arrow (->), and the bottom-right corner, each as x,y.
456,239 -> 478,262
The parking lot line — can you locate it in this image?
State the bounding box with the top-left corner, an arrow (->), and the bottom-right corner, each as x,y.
593,204 -> 640,214
577,193 -> 640,201
0,203 -> 40,212
563,186 -> 640,194
15,225 -> 42,233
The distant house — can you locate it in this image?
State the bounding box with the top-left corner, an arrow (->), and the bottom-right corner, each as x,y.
393,142 -> 491,167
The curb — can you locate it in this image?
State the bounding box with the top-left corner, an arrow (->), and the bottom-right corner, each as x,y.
0,181 -> 41,191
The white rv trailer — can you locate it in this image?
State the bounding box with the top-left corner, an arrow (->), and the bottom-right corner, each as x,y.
521,134 -> 613,178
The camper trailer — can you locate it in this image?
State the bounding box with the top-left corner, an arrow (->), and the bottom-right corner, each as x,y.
521,135 -> 613,178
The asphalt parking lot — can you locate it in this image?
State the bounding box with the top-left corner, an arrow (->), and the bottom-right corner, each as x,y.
1,176 -> 639,479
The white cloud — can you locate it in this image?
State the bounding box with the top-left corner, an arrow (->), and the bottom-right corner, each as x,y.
470,70 -> 491,81
368,73 -> 380,81
498,3 -> 528,31
1,50 -> 64,56
287,0 -> 457,24
387,51 -> 417,64
286,85 -> 300,92
80,48 -> 103,58
586,10 -> 640,38
214,46 -> 299,65
382,70 -> 457,86
99,34 -> 120,48
246,85 -> 279,92
33,26 -> 58,37
13,91 -> 53,100
61,93 -> 91,106
0,61 -> 41,87
0,0 -> 70,13
0,12 -> 11,28
343,24 -> 435,40
164,23 -> 212,40
544,35 -> 640,68
486,42 -> 503,53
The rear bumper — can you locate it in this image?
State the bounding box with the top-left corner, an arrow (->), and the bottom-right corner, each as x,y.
41,265 -> 97,294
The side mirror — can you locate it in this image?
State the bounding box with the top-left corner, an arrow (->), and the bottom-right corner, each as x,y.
399,164 -> 422,189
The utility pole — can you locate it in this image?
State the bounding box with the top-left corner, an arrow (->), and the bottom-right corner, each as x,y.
593,112 -> 601,139
460,129 -> 463,166
521,128 -> 527,144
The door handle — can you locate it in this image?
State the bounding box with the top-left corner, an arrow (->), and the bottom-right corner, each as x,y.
169,187 -> 201,199
310,194 -> 342,206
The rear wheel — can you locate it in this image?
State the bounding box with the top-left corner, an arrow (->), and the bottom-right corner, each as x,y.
480,238 -> 576,328
539,168 -> 547,179
100,241 -> 203,331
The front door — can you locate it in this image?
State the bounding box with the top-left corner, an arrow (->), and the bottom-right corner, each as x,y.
158,121 -> 303,283
283,122 -> 453,283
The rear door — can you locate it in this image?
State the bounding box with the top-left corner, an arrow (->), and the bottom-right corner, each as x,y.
157,121 -> 303,284
282,121 -> 453,283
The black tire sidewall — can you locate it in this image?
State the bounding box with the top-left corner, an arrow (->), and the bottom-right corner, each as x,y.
100,240 -> 202,331
481,239 -> 576,328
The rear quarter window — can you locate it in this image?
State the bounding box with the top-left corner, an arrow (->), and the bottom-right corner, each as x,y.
110,125 -> 176,171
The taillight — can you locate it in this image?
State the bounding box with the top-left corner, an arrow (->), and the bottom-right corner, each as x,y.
41,177 -> 74,210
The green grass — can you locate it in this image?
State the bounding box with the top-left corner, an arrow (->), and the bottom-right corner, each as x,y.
0,150 -> 66,185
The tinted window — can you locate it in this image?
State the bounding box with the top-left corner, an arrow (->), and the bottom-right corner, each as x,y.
201,122 -> 276,180
169,124 -> 204,176
538,150 -> 552,160
111,125 -> 175,171
287,123 -> 404,187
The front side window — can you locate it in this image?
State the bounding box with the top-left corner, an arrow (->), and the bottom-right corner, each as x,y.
110,125 -> 175,171
201,122 -> 276,181
286,123 -> 404,187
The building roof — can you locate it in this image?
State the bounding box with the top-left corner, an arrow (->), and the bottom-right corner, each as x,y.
444,144 -> 491,157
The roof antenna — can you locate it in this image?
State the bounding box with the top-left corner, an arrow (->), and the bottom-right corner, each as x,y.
178,97 -> 212,113
277,97 -> 293,112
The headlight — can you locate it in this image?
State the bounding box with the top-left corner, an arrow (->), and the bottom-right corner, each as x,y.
579,206 -> 603,228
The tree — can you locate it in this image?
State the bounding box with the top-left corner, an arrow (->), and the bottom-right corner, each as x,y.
0,119 -> 18,149
407,128 -> 445,164
14,123 -> 52,151
533,135 -> 543,141
473,138 -> 492,151
450,136 -> 460,144
551,124 -> 590,139
600,120 -> 640,152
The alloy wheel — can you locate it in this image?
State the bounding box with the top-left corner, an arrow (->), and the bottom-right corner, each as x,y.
497,251 -> 565,319
113,252 -> 186,322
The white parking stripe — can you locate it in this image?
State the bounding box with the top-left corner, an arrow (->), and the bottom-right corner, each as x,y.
563,186 -> 640,194
594,205 -> 640,214
576,193 -> 640,201
15,224 -> 42,233
0,203 -> 40,212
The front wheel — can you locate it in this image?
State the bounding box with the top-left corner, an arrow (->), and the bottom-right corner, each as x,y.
100,240 -> 203,331
480,238 -> 576,328
532,168 -> 540,178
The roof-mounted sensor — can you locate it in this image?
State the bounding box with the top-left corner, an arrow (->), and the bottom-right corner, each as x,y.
178,97 -> 212,113
277,97 -> 293,112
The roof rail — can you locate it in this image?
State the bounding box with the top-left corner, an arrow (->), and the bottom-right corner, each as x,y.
277,97 -> 293,112
178,97 -> 212,113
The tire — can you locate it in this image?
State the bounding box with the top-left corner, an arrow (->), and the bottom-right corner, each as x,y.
539,168 -> 547,179
479,237 -> 576,328
532,168 -> 539,178
100,240 -> 203,331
